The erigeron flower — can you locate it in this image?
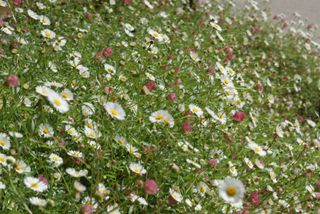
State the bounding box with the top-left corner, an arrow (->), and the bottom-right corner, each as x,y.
67,150 -> 83,159
125,144 -> 141,158
82,103 -> 95,116
0,133 -> 10,150
39,15 -> 51,25
189,104 -> 203,117
24,177 -> 48,192
114,135 -> 127,145
66,168 -> 88,177
169,188 -> 183,204
228,161 -> 238,176
248,140 -> 266,156
0,153 -> 7,166
148,29 -> 163,42
149,110 -> 174,127
65,125 -> 80,137
41,29 -> 56,39
47,90 -> 69,113
244,157 -> 254,169
218,177 -> 245,207
197,182 -> 210,196
129,162 -> 146,175
60,89 -> 73,101
15,160 -> 31,174
96,183 -> 110,199
190,51 -> 200,62
27,9 -> 40,20
38,123 -> 54,138
107,204 -> 121,214
53,36 -> 67,51
36,86 -> 54,96
29,197 -> 47,207
206,107 -> 227,124
74,181 -> 86,192
104,102 -> 126,120
104,64 -> 116,75
84,126 -> 101,139
124,23 -> 135,37
48,153 -> 63,167
129,193 -> 148,206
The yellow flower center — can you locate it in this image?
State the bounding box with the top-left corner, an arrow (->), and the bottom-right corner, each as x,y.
62,93 -> 68,99
254,146 -> 262,153
0,157 -> 5,163
43,128 -> 49,134
110,109 -> 118,116
15,164 -> 22,171
163,117 -> 170,125
226,186 -> 237,197
200,186 -> 206,193
53,156 -> 59,161
53,98 -> 61,106
155,114 -> 163,120
31,182 -> 39,189
133,167 -> 140,173
0,140 -> 5,146
192,108 -> 199,113
236,99 -> 241,105
45,32 -> 52,38
223,79 -> 229,85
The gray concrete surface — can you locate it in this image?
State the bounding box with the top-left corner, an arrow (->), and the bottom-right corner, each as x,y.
235,0 -> 320,24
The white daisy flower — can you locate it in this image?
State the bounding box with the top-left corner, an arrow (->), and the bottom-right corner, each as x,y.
218,177 -> 245,207
29,197 -> 47,207
36,86 -> 54,96
38,123 -> 54,138
15,160 -> 31,174
197,182 -> 209,196
189,104 -> 203,117
53,36 -> 67,51
0,133 -> 10,150
60,89 -> 73,101
190,51 -> 200,62
148,29 -> 163,42
27,9 -> 40,20
104,64 -> 116,75
107,204 -> 121,214
169,188 -> 183,203
82,103 -> 95,116
125,144 -> 141,158
47,90 -> 69,113
48,153 -> 63,167
41,29 -> 56,39
129,162 -> 146,175
39,15 -> 51,25
149,110 -> 174,127
67,150 -> 83,159
0,153 -> 7,166
104,102 -> 126,120
0,0 -> 8,7
96,183 -> 110,198
248,140 -> 266,156
84,126 -> 101,139
66,168 -> 88,177
114,135 -> 127,145
228,161 -> 238,176
24,177 -> 48,192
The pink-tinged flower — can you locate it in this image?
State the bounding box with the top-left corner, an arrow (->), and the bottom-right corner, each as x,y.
167,93 -> 176,101
257,81 -> 264,93
144,179 -> 158,195
6,74 -> 20,87
103,47 -> 113,58
13,0 -> 22,6
316,181 -> 320,190
250,191 -> 260,206
145,81 -> 156,91
104,87 -> 113,94
96,51 -> 103,63
233,111 -> 246,122
208,159 -> 218,167
315,192 -> 320,200
228,53 -> 235,60
123,0 -> 132,5
85,13 -> 93,20
181,122 -> 192,132
224,46 -> 233,54
38,175 -> 48,186
306,170 -> 312,177
81,204 -> 94,214
207,66 -> 215,74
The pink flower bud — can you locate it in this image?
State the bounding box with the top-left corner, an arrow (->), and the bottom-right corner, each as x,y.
13,0 -> 22,6
96,51 -> 104,63
233,111 -> 246,122
103,47 -> 113,58
85,12 -> 93,20
224,46 -> 233,53
181,122 -> 192,132
257,81 -> 264,93
145,81 -> 156,91
250,191 -> 260,206
167,93 -> 176,101
6,74 -> 20,87
38,175 -> 48,185
144,179 -> 158,195
82,204 -> 94,214
208,159 -> 218,167
207,66 -> 215,74
315,192 -> 320,200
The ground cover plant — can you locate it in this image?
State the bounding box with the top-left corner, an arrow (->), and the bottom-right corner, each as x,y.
0,0 -> 319,213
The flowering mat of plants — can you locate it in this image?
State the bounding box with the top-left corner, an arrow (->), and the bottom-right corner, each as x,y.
0,0 -> 320,213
